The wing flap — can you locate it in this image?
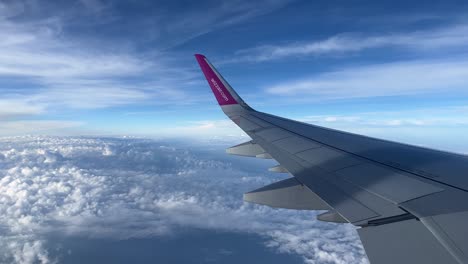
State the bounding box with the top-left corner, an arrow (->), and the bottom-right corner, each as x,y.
272,136 -> 321,154
243,115 -> 272,128
269,165 -> 288,173
250,131 -> 407,224
226,141 -> 265,157
256,153 -> 273,159
420,212 -> 468,264
255,127 -> 293,142
317,210 -> 347,223
336,163 -> 444,204
358,219 -> 459,264
232,116 -> 262,131
296,147 -> 363,172
243,177 -> 331,210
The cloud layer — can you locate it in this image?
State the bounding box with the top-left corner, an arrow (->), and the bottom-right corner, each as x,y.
265,59 -> 468,99
0,136 -> 367,264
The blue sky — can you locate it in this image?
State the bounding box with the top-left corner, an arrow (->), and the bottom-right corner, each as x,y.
2,0 -> 468,151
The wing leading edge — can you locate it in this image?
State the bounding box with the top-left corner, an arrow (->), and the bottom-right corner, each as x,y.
195,54 -> 468,264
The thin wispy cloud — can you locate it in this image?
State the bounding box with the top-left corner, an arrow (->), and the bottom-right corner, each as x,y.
0,120 -> 84,135
161,0 -> 294,48
294,106 -> 468,153
0,1 -> 212,132
0,6 -> 149,79
0,100 -> 44,118
265,59 -> 468,99
302,109 -> 468,128
0,0 -> 295,135
0,8 -> 152,113
154,119 -> 248,140
78,0 -> 107,14
233,24 -> 468,62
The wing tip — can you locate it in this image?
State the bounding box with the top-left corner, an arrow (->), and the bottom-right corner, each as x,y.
194,53 -> 206,59
194,53 -> 240,106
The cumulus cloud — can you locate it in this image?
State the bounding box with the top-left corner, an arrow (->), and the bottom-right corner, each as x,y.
0,136 -> 367,263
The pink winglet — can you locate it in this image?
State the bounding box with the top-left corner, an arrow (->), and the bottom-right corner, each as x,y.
195,54 -> 238,105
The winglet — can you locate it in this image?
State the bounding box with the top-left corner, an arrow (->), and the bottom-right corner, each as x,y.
195,54 -> 250,109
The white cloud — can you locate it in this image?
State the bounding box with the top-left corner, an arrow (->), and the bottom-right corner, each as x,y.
0,17 -> 157,109
0,2 -> 221,133
0,2 -> 204,112
0,136 -> 367,263
151,119 -> 249,141
0,100 -> 44,118
160,0 -> 294,47
303,116 -> 361,123
7,240 -> 52,264
234,24 -> 468,62
301,106 -> 468,128
293,106 -> 468,154
265,59 -> 468,99
0,0 -> 295,133
0,120 -> 84,136
38,86 -> 149,109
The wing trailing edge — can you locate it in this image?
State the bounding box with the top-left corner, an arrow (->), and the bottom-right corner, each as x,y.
226,141 -> 265,157
244,177 -> 331,210
317,210 -> 347,223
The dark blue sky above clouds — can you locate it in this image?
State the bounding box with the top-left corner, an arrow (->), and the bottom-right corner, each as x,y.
1,0 -> 468,153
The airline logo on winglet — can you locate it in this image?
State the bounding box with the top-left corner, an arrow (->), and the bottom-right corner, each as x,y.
195,54 -> 238,106
210,78 -> 230,102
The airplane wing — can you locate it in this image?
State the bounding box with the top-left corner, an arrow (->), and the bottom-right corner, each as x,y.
195,54 -> 468,264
